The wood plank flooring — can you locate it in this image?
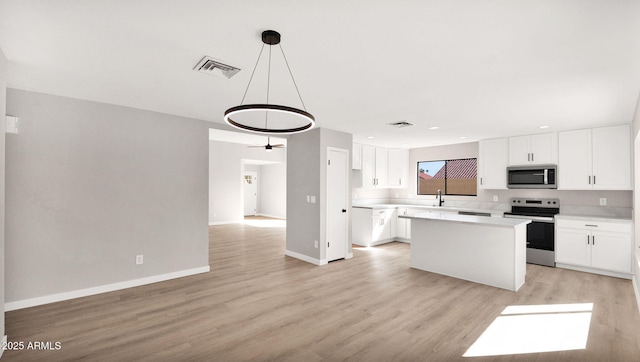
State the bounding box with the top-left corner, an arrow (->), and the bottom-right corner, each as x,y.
4,216 -> 640,361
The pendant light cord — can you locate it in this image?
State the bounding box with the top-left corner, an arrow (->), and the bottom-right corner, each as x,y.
240,43 -> 265,105
265,44 -> 272,128
279,44 -> 307,112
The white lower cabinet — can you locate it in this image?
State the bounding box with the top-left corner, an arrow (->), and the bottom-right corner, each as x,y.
555,216 -> 633,278
396,208 -> 411,241
353,207 -> 397,246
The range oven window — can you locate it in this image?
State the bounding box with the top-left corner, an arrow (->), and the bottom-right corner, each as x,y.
527,221 -> 555,251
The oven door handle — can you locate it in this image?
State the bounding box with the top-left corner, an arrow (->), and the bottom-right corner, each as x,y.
504,214 -> 555,223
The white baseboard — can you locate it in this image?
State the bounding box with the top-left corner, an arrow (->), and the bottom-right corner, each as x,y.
285,250 -> 326,265
633,276 -> 640,314
555,263 -> 632,280
346,252 -> 353,259
4,266 -> 210,312
256,213 -> 286,219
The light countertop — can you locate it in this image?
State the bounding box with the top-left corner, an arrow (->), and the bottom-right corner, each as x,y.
400,212 -> 530,228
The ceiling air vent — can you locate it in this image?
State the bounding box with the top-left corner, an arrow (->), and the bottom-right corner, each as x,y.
193,56 -> 241,79
387,121 -> 415,128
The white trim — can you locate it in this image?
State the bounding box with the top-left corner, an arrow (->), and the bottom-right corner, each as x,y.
0,335 -> 6,359
633,276 -> 640,314
256,213 -> 286,220
285,249 -> 327,265
5,266 -> 210,311
555,263 -> 632,280
346,252 -> 353,259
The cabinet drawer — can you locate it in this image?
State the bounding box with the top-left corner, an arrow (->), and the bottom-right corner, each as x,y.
556,218 -> 632,233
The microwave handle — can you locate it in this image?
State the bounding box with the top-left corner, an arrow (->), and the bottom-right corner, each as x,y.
544,169 -> 548,184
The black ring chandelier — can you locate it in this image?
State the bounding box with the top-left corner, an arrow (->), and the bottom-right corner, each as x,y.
224,30 -> 315,134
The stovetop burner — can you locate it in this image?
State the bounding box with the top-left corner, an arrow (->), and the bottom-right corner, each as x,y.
507,198 -> 560,217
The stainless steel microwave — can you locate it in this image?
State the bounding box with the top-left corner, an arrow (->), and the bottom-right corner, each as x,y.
507,165 -> 557,189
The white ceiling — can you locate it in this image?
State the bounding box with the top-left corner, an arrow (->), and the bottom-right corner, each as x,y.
1,1 -> 639,148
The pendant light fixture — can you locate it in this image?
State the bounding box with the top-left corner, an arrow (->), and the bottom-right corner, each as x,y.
224,30 -> 315,134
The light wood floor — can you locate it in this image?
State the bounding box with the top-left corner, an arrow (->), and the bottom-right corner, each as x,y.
4,217 -> 640,361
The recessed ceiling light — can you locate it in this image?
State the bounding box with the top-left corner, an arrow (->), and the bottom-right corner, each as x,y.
458,136 -> 467,140
538,125 -> 550,129
429,126 -> 439,130
367,136 -> 375,139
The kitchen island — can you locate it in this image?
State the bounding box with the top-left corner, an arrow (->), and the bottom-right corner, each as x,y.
400,212 -> 531,291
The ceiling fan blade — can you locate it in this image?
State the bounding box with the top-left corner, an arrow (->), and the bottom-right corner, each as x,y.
271,144 -> 286,147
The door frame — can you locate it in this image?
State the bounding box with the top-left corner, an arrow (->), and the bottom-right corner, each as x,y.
325,147 -> 350,262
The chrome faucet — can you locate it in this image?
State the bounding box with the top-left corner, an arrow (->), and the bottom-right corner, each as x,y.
437,189 -> 444,207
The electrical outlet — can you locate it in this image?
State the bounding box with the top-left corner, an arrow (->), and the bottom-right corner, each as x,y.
599,198 -> 607,206
136,255 -> 144,265
314,240 -> 318,248
310,196 -> 316,203
306,195 -> 310,203
493,195 -> 499,202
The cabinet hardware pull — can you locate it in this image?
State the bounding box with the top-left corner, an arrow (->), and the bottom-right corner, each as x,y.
588,175 -> 591,184
527,153 -> 530,162
531,153 -> 534,162
585,224 -> 598,227
587,235 -> 590,245
593,175 -> 596,184
592,236 -> 595,245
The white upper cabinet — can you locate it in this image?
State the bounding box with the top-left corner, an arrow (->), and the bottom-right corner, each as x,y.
361,144 -> 388,188
387,148 -> 409,188
375,147 -> 388,187
508,133 -> 557,166
558,124 -> 631,190
352,143 -> 362,170
478,138 -> 508,189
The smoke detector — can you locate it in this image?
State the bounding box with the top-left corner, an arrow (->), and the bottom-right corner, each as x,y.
193,56 -> 241,79
387,121 -> 415,128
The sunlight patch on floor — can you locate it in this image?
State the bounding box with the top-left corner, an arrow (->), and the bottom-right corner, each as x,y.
242,219 -> 286,228
463,303 -> 593,357
353,246 -> 386,253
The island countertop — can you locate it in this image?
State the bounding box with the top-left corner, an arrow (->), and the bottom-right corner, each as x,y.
400,212 -> 531,228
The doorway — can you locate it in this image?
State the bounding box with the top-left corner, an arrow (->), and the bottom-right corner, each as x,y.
326,147 -> 349,262
244,171 -> 257,216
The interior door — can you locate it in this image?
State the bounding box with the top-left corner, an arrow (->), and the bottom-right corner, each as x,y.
327,148 -> 348,262
243,171 -> 257,216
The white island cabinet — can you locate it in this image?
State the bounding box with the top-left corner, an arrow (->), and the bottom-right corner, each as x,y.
402,213 -> 530,291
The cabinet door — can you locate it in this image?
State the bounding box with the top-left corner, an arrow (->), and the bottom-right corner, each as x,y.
508,135 -> 531,165
388,148 -> 409,188
556,228 -> 590,267
558,129 -> 592,190
591,125 -> 631,190
361,145 -> 376,188
590,231 -> 632,273
352,143 -> 362,170
478,138 -> 508,189
375,147 -> 388,187
529,133 -> 556,165
372,213 -> 386,242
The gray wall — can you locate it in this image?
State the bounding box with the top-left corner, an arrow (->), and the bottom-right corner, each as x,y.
0,47 -> 7,338
286,128 -> 352,262
5,89 -> 210,303
209,140 -> 285,224
287,128 -> 321,259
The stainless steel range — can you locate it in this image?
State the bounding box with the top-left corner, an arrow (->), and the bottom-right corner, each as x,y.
503,198 -> 559,267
